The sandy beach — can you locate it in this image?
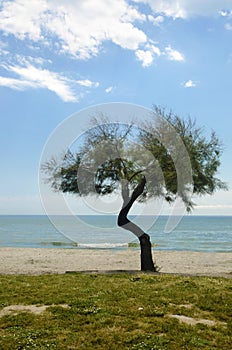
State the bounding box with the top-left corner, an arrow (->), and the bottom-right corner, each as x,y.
0,247 -> 231,277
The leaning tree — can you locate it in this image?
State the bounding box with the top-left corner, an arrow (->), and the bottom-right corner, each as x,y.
42,107 -> 226,271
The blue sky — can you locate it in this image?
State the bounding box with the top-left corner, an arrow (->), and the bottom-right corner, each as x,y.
0,0 -> 231,215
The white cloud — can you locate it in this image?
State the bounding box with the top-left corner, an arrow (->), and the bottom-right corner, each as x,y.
0,0 -> 147,59
133,0 -> 232,19
135,41 -> 161,66
0,0 -> 192,75
0,47 -> 101,102
108,22 -> 146,50
1,64 -> 77,102
133,0 -> 187,18
183,80 -> 196,88
219,10 -> 228,17
12,54 -> 52,67
0,76 -> 37,90
148,14 -> 164,26
77,79 -> 99,88
225,23 -> 232,30
0,47 -> 9,56
3,0 -> 225,96
149,43 -> 161,56
135,49 -> 154,67
165,46 -> 185,61
0,40 -> 9,56
219,10 -> 232,17
105,86 -> 113,93
0,0 -> 48,40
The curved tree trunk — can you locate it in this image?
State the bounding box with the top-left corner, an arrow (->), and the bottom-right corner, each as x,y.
117,178 -> 156,272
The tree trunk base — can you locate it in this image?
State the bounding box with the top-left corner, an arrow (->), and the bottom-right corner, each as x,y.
139,233 -> 156,272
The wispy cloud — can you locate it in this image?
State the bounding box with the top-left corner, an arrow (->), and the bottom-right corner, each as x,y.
140,0 -> 187,19
77,79 -> 99,88
135,0 -> 232,19
0,63 -> 78,102
148,14 -> 164,26
225,23 -> 232,30
0,76 -> 36,90
165,46 -> 185,61
0,51 -> 100,102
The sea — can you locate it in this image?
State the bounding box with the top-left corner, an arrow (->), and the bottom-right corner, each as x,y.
0,215 -> 231,252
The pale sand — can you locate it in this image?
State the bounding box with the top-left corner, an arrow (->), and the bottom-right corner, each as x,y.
0,248 -> 231,277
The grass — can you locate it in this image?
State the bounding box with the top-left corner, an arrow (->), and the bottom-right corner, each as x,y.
128,243 -> 156,248
0,273 -> 231,349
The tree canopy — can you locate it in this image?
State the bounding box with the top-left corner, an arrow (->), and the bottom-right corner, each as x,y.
42,107 -> 227,212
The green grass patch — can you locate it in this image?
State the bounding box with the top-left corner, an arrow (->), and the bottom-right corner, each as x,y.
0,273 -> 231,349
41,241 -> 78,247
128,242 -> 156,248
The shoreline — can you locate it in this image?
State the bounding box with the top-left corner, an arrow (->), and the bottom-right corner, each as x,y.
0,247 -> 231,277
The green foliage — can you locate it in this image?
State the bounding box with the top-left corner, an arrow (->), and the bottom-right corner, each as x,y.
162,107 -> 227,196
140,106 -> 227,210
42,107 -> 227,211
0,274 -> 231,349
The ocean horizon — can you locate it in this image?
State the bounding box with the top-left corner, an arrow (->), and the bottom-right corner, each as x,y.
0,215 -> 231,252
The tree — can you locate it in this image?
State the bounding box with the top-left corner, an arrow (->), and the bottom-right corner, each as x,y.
42,107 -> 227,271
